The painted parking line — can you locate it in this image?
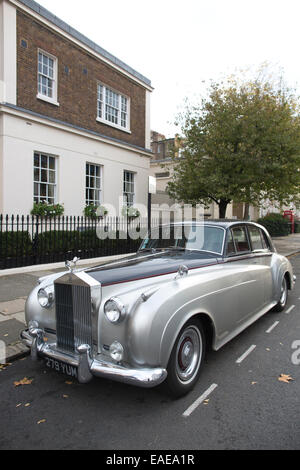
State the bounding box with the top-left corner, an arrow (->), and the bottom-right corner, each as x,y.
285,305 -> 295,314
236,345 -> 256,364
182,384 -> 218,417
266,321 -> 280,334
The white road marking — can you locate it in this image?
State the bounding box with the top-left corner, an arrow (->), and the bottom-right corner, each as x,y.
285,305 -> 295,314
266,321 -> 280,333
236,345 -> 256,364
182,384 -> 218,417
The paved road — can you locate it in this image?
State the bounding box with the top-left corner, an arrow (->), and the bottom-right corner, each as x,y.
0,256 -> 299,450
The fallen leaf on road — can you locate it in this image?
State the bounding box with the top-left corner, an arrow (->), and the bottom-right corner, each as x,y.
62,394 -> 69,399
65,381 -> 73,385
278,374 -> 294,383
37,419 -> 46,425
14,377 -> 33,387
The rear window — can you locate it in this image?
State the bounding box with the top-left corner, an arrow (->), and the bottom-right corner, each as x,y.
248,226 -> 264,250
231,226 -> 251,253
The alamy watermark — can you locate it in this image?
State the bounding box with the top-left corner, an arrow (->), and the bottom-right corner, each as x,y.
96,199 -> 207,241
291,340 -> 300,365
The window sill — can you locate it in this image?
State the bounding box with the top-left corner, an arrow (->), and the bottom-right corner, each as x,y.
37,94 -> 60,107
96,117 -> 131,134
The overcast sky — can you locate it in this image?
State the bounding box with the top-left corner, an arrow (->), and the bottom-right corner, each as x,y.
37,0 -> 300,138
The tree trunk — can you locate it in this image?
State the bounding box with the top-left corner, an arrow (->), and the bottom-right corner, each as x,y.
243,203 -> 250,220
218,199 -> 229,219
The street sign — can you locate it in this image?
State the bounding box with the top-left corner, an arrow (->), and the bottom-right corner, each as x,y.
149,176 -> 157,195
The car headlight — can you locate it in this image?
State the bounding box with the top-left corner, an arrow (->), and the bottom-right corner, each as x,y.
104,297 -> 126,324
37,286 -> 54,308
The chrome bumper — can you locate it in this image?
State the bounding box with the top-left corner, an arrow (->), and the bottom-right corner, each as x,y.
20,327 -> 167,389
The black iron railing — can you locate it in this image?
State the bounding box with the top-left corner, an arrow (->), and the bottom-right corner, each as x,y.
0,215 -> 159,270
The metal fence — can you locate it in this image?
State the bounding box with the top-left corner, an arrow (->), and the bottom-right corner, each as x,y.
0,214 -> 159,270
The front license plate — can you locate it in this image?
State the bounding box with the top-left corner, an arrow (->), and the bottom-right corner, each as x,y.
44,357 -> 78,379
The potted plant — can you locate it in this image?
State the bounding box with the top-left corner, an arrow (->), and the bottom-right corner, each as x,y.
84,204 -> 108,219
31,202 -> 64,218
121,206 -> 140,219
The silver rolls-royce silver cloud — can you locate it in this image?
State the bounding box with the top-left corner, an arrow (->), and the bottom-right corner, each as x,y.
21,220 -> 296,397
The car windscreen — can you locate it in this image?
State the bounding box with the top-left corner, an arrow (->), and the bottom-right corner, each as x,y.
140,225 -> 225,254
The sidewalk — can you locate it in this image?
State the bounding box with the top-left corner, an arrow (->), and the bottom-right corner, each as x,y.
0,233 -> 299,364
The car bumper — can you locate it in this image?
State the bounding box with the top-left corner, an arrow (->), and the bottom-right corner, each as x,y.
20,327 -> 167,389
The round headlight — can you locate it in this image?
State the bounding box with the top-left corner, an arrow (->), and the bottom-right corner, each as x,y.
38,287 -> 54,308
104,297 -> 126,324
109,341 -> 124,362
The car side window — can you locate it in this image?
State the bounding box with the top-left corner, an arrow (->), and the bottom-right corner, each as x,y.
260,229 -> 271,251
248,226 -> 264,250
231,226 -> 251,253
226,230 -> 236,256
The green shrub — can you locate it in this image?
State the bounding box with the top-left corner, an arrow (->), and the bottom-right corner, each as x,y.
294,221 -> 300,233
257,213 -> 290,237
31,202 -> 64,218
0,231 -> 32,258
34,230 -> 79,254
34,229 -> 142,255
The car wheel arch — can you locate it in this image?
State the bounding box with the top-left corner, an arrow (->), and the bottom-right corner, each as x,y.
159,311 -> 216,369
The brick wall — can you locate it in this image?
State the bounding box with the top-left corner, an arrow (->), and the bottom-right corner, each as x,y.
16,10 -> 146,149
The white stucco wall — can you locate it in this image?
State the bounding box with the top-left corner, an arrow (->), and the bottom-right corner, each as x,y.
0,0 -> 16,104
0,114 -> 3,212
0,110 -> 150,215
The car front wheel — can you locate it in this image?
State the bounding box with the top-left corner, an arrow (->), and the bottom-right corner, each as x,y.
165,319 -> 205,398
274,276 -> 288,312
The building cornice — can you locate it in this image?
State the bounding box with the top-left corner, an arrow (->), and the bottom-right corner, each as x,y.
8,0 -> 153,91
0,103 -> 153,157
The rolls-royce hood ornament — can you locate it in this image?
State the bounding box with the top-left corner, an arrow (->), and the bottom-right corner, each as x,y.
65,257 -> 80,273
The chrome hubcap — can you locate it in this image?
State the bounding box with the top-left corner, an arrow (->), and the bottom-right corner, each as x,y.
175,326 -> 202,383
280,278 -> 287,306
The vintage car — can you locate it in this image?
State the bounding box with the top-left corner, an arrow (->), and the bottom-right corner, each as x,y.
21,220 -> 296,397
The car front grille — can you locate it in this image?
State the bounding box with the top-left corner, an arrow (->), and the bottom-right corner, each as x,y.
54,281 -> 93,354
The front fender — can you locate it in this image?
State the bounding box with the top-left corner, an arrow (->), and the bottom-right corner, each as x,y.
270,254 -> 294,302
128,271 -> 218,369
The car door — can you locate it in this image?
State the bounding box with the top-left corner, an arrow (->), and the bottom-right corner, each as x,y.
225,225 -> 266,325
247,224 -> 273,305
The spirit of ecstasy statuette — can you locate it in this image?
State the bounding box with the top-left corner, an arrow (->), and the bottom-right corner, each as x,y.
65,257 -> 80,273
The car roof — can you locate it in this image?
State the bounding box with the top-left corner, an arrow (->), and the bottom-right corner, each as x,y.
166,220 -> 260,229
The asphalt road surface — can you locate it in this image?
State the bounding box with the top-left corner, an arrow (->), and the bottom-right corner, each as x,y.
0,256 -> 299,450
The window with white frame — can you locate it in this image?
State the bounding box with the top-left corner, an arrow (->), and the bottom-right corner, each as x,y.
123,171 -> 135,207
37,50 -> 58,104
97,84 -> 129,131
34,153 -> 56,204
86,163 -> 102,206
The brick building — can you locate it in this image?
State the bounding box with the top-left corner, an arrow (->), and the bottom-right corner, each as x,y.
0,0 -> 152,215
